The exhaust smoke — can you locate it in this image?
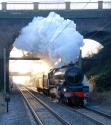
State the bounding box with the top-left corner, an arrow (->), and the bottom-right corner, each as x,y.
14,12 -> 83,67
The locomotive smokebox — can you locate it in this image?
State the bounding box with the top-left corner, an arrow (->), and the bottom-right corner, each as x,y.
65,67 -> 84,84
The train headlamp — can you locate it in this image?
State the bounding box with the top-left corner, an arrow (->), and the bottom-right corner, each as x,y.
63,88 -> 67,92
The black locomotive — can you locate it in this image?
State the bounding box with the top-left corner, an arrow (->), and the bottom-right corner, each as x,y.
36,64 -> 89,106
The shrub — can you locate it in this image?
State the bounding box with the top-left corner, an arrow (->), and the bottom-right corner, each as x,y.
96,69 -> 111,91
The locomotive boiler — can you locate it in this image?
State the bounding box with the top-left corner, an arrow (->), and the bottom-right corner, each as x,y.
36,65 -> 89,106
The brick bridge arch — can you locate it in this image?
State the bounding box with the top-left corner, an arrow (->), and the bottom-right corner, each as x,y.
0,10 -> 111,91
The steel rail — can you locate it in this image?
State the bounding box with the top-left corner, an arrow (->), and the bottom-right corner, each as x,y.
28,87 -> 111,125
18,86 -> 44,125
85,106 -> 111,119
54,103 -> 104,125
19,86 -> 71,125
27,87 -> 105,125
25,87 -> 71,125
70,107 -> 111,125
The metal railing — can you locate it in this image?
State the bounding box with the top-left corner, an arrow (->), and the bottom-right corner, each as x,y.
0,1 -> 111,10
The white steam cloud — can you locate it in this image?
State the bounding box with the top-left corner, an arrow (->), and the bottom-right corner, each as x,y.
82,39 -> 104,58
14,12 -> 83,66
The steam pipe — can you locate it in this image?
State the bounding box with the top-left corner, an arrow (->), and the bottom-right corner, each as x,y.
79,49 -> 82,70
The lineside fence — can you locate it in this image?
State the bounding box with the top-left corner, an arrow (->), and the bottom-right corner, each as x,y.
0,1 -> 111,10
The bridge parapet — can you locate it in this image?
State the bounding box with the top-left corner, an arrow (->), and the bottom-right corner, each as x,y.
0,1 -> 111,11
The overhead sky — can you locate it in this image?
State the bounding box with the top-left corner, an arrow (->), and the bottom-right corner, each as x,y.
0,0 -> 111,2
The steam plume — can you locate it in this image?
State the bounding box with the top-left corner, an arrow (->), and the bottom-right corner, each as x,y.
14,12 -> 83,66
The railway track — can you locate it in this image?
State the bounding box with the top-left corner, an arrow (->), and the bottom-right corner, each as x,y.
18,85 -> 71,125
85,106 -> 111,119
70,107 -> 111,125
27,87 -> 111,125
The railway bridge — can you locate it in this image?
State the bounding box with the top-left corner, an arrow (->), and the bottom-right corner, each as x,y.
0,1 -> 111,91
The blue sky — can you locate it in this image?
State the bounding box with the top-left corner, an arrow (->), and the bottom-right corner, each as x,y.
0,0 -> 110,11
0,0 -> 111,2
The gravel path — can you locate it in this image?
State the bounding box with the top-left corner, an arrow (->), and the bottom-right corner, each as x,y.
0,87 -> 34,125
0,92 -> 5,114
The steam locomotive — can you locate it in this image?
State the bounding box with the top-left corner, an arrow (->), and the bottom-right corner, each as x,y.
36,64 -> 89,106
